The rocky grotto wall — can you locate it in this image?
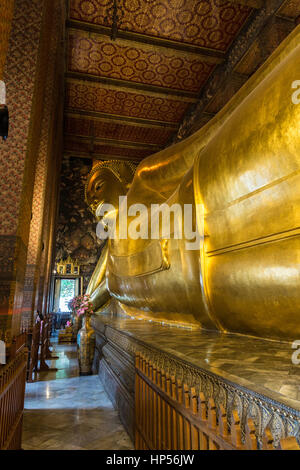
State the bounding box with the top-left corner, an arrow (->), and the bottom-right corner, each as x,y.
55,156 -> 103,291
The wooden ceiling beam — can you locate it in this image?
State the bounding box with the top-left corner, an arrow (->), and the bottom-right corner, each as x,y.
64,111 -> 178,131
227,0 -> 263,8
66,20 -> 225,64
64,150 -> 142,163
64,109 -> 179,130
65,71 -> 198,100
66,76 -> 196,103
65,134 -> 161,151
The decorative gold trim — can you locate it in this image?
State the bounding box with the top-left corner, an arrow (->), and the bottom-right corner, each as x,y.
56,255 -> 80,275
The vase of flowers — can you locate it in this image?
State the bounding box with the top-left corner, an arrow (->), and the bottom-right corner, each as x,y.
68,296 -> 83,337
76,294 -> 95,375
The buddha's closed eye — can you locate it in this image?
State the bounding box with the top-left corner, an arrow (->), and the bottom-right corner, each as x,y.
95,182 -> 104,191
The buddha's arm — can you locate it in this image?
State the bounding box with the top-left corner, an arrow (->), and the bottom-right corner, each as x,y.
89,279 -> 110,311
86,242 -> 108,296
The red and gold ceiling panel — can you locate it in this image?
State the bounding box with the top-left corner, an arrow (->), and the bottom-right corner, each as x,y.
70,0 -> 252,52
68,30 -> 215,92
66,81 -> 190,122
64,116 -> 174,145
65,1 -> 299,163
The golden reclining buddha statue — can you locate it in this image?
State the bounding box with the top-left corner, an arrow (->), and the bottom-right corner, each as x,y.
85,26 -> 300,342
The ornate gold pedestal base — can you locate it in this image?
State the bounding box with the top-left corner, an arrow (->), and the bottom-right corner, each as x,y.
77,315 -> 95,376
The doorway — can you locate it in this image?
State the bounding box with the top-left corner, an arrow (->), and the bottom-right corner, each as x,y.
52,276 -> 82,313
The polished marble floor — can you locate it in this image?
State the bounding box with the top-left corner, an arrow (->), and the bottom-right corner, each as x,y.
22,337 -> 133,450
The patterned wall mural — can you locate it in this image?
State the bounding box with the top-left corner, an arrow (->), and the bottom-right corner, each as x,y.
55,156 -> 103,291
69,0 -> 251,50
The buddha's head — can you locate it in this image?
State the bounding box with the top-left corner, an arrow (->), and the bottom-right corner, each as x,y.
85,160 -> 136,219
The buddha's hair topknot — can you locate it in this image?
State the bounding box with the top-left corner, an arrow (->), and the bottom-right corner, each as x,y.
84,160 -> 137,203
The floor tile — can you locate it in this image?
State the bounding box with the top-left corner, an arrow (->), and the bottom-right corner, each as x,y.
22,335 -> 133,451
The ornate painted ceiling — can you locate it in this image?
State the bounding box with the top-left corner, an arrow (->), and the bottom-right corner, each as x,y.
64,0 -> 300,163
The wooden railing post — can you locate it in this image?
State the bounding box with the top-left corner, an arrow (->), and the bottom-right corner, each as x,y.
156,367 -> 162,449
152,365 -> 158,449
230,410 -> 243,449
218,404 -> 229,440
177,379 -> 184,450
39,319 -> 57,373
39,320 -> 49,371
183,384 -> 191,449
135,354 -> 140,449
171,375 -> 178,450
45,314 -> 58,359
262,428 -> 275,450
161,368 -> 167,449
208,398 -> 218,450
166,373 -> 172,449
279,436 -> 300,450
191,387 -> 199,450
27,323 -> 40,382
245,418 -> 257,450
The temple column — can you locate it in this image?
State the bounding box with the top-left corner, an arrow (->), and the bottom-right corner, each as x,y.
21,1 -> 65,329
0,0 -> 63,342
38,47 -> 64,318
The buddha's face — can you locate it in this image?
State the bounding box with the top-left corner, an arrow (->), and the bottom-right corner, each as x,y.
86,168 -> 126,218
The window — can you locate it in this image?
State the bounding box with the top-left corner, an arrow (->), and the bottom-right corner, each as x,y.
59,279 -> 76,312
